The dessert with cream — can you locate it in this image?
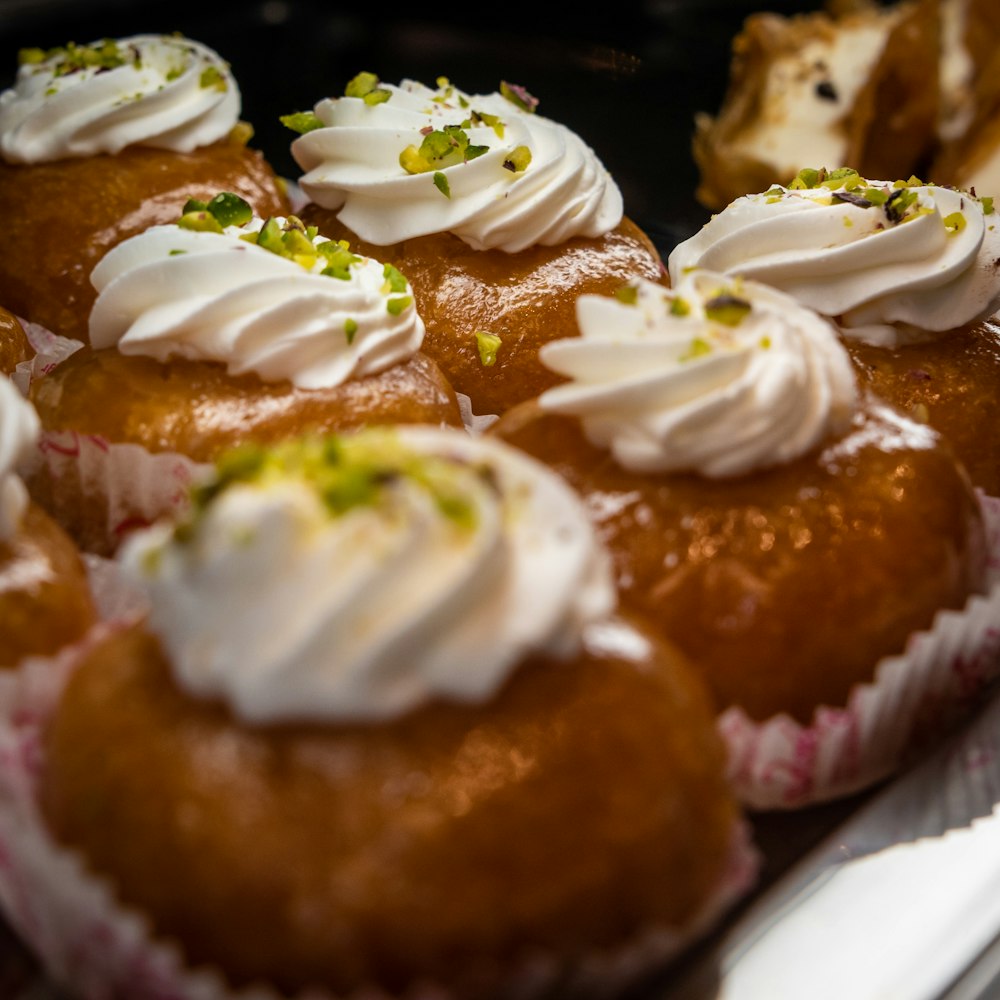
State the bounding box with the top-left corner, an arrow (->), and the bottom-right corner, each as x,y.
287,72 -> 666,416
669,168 -> 1000,494
0,34 -> 289,343
0,306 -> 31,375
492,270 -> 987,723
692,0 -> 938,210
27,193 -> 462,554
36,427 -> 741,996
0,374 -> 95,666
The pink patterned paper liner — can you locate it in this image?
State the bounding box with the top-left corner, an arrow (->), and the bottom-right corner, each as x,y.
720,492 -> 1000,811
0,633 -> 758,1000
11,319 -> 83,395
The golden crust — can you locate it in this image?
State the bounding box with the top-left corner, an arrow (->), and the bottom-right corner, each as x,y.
41,617 -> 736,996
0,306 -> 31,376
694,0 -> 939,209
302,208 -> 667,416
844,320 -> 1000,496
0,502 -> 96,667
492,396 -> 985,724
27,347 -> 464,554
0,138 -> 290,344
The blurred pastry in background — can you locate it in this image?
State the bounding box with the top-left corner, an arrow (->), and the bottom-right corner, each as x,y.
693,0 -> 939,209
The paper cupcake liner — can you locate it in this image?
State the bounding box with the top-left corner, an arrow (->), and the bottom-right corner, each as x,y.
720,491 -> 1000,811
24,432 -> 210,556
0,633 -> 758,1000
11,319 -> 83,395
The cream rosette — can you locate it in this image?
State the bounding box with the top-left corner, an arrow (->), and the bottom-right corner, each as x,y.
669,171 -> 1000,346
290,74 -> 622,252
539,270 -> 857,477
0,34 -> 240,164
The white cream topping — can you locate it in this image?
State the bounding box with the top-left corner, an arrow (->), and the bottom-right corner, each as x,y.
732,20 -> 891,177
668,178 -> 1000,346
89,213 -> 424,388
291,77 -> 622,253
0,376 -> 39,540
0,34 -> 240,164
119,427 -> 615,723
539,271 -> 856,477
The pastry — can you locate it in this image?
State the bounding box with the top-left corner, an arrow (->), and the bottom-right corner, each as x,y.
287,72 -> 666,416
668,168 -> 1000,495
26,194 -> 462,554
692,0 -> 939,210
36,427 -> 741,997
492,271 -> 987,725
0,34 -> 289,343
0,307 -> 31,375
0,375 -> 95,667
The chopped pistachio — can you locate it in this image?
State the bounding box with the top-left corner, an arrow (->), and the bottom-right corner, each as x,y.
475,330 -> 503,366
499,80 -> 539,113
943,211 -> 967,234
614,285 -> 639,305
207,192 -> 253,228
279,111 -> 323,134
382,263 -> 409,294
168,249 -> 187,256
228,121 -> 255,146
462,109 -> 505,138
705,294 -> 751,326
183,198 -> 208,214
177,210 -> 223,234
433,171 -> 451,198
199,65 -> 227,91
318,240 -> 360,279
759,335 -> 772,350
669,296 -> 690,317
981,196 -> 995,215
679,336 -> 712,362
502,145 -> 532,173
255,217 -> 285,254
344,318 -> 358,344
17,47 -> 47,65
387,295 -> 413,316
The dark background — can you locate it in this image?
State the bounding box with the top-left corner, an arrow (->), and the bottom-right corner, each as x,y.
0,0 -> 836,252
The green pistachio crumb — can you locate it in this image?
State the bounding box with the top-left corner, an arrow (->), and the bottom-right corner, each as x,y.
614,285 -> 639,305
279,111 -> 323,134
679,337 -> 712,362
382,263 -> 409,294
475,330 -> 502,366
981,196 -> 995,215
344,318 -> 358,344
943,211 -> 967,234
669,296 -> 690,317
168,249 -> 187,256
433,171 -> 451,198
17,47 -> 47,65
199,65 -> 227,91
499,80 -> 539,113
705,294 -> 751,326
386,295 -> 413,316
207,191 -> 253,228
318,240 -> 360,279
502,145 -> 531,173
177,210 -> 223,234
759,335 -> 772,350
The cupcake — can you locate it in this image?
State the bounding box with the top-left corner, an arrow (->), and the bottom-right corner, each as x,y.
492,271 -> 995,804
287,72 -> 666,417
668,169 -> 1000,496
0,375 -> 96,667
0,34 -> 289,343
2,427 -> 749,998
26,193 -> 462,555
692,0 -> 939,210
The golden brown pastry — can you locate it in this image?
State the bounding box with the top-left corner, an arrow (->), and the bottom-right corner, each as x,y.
0,375 -> 95,667
26,198 -> 462,555
0,35 -> 289,343
0,307 -> 31,375
289,72 -> 666,416
491,273 -> 987,724
668,171 -> 1000,495
39,428 -> 740,996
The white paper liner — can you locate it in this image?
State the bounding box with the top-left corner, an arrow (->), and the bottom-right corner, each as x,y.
11,318 -> 82,395
720,491 -> 1000,811
455,391 -> 499,435
0,632 -> 758,1000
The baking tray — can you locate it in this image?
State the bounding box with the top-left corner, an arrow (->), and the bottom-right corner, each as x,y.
2,1 -> 999,997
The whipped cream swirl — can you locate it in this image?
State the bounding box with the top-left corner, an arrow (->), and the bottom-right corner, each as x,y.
119,427 -> 615,723
539,271 -> 857,477
0,34 -> 240,164
291,76 -> 622,252
669,175 -> 1000,346
89,213 -> 424,388
0,376 -> 39,540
